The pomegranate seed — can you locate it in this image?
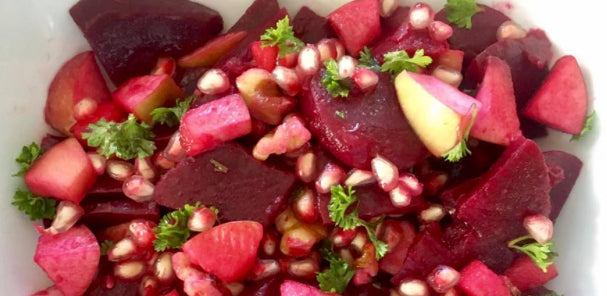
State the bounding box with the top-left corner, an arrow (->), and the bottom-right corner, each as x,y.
409,3 -> 435,30
334,41 -> 346,60
73,98 -> 98,120
108,238 -> 138,262
344,169 -> 375,187
163,132 -> 186,163
497,21 -> 527,41
139,276 -> 159,296
315,163 -> 346,194
419,204 -> 446,223
106,160 -> 135,181
197,69 -> 230,95
128,220 -> 156,249
275,209 -> 300,233
371,155 -> 399,192
184,274 -> 223,296
248,259 -> 281,281
350,232 -> 368,252
337,56 -> 358,79
280,227 -> 318,257
523,214 -> 554,244
297,44 -> 321,76
151,56 -> 177,76
104,275 -> 115,289
272,66 -> 301,96
278,52 -> 299,68
295,151 -> 317,183
423,173 -> 448,196
123,175 -> 155,203
332,228 -> 358,248
380,0 -> 399,17
155,153 -> 175,170
398,173 -> 424,196
379,222 -> 404,251
47,201 -> 84,234
427,265 -> 461,293
339,248 -> 355,265
172,252 -> 203,281
135,157 -> 156,180
226,283 -> 244,296
284,141 -> 312,159
399,279 -> 430,296
292,188 -> 318,224
261,233 -> 278,256
114,260 -> 146,280
316,39 -> 338,62
429,21 -> 454,41
154,252 -> 175,283
390,185 -> 412,208
187,207 -> 217,232
87,152 -> 106,176
352,68 -> 379,91
287,258 -> 319,279
432,65 -> 463,87
390,289 -> 401,296
353,269 -> 373,286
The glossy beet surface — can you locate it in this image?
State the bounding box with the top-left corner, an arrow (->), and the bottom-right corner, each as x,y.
154,143 -> 295,227
543,151 -> 583,220
292,6 -> 336,44
301,70 -> 428,170
70,0 -> 223,85
80,199 -> 160,229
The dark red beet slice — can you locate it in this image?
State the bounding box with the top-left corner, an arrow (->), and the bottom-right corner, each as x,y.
227,0 -> 280,34
84,278 -> 139,296
439,178 -> 479,209
317,183 -> 427,225
345,283 -> 390,296
240,274 -> 285,296
372,24 -> 449,63
429,141 -> 504,185
301,70 -> 427,170
70,0 -> 223,85
154,143 -> 296,227
435,5 -> 510,66
543,151 -> 583,221
178,67 -> 208,96
85,175 -> 125,199
547,163 -> 565,187
80,199 -> 160,229
40,134 -> 67,152
292,6 -> 336,44
379,6 -> 410,38
391,223 -> 457,283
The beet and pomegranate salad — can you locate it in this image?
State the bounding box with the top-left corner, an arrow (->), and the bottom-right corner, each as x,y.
12,0 -> 594,295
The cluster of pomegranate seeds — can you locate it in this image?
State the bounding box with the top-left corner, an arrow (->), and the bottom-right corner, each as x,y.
15,0 -> 593,295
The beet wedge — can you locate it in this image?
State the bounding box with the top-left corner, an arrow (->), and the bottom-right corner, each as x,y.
543,151 -> 583,221
523,55 -> 589,134
328,0 -> 381,56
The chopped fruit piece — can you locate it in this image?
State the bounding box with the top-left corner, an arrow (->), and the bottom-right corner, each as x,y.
429,21 -> 454,41
409,3 -> 435,30
394,71 -> 479,157
372,22 -> 449,63
178,31 -> 248,68
31,286 -> 64,296
437,50 -> 465,72
273,66 -> 302,96
318,39 -> 343,63
113,74 -> 183,123
497,21 -> 527,41
292,6 -> 336,44
70,0 -> 223,84
432,66 -> 463,88
154,143 -> 295,227
251,41 -> 279,71
543,151 -> 583,220
503,256 -> 558,292
444,0 -> 483,29
44,51 -> 111,135
34,225 -> 100,296
280,280 -> 336,296
457,260 -> 510,296
183,221 -> 263,282
197,69 -> 231,96
328,0 -> 381,56
151,57 -> 176,76
24,138 -> 96,203
253,115 -> 312,160
179,94 -> 252,156
261,16 -> 304,57
288,258 -> 320,279
80,199 -> 159,229
83,114 -> 155,160
398,279 -> 429,296
378,221 -> 416,275
427,265 -> 461,293
523,56 -> 589,134
470,57 -> 522,145
352,68 -> 379,91
236,68 -> 296,124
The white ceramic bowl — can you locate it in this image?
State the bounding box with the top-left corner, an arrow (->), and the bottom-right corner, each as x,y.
0,0 -> 604,294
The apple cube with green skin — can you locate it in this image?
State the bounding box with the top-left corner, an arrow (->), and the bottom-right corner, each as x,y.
45,51 -> 112,135
178,31 -> 248,68
180,94 -> 252,156
25,138 -> 97,204
112,74 -> 183,123
394,71 -> 480,157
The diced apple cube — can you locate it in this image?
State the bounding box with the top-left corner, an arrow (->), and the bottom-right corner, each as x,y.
178,31 -> 248,68
328,0 -> 381,56
253,115 -> 312,160
236,68 -> 296,124
457,260 -> 510,296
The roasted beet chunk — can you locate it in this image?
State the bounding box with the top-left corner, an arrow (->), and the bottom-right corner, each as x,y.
80,199 -> 160,229
70,0 -> 223,85
292,6 -> 336,44
154,143 -> 295,227
543,151 -> 583,220
301,70 -> 428,170
373,23 -> 449,62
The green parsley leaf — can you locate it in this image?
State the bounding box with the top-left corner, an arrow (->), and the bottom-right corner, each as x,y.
153,203 -> 210,251
210,159 -> 229,174
322,59 -> 352,98
571,111 -> 596,141
13,143 -> 43,177
445,0 -> 483,29
381,49 -> 433,76
12,190 -> 56,221
260,16 -> 305,57
317,249 -> 356,294
151,96 -> 195,127
329,185 -> 388,259
100,240 -> 114,256
508,235 -> 557,272
442,107 -> 477,162
82,114 -> 156,160
335,111 -> 346,119
358,47 -> 380,71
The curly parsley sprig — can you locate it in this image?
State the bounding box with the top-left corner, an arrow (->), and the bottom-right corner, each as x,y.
13,143 -> 43,177
358,47 -> 380,71
153,203 -> 218,251
317,248 -> 356,294
151,96 -> 195,127
260,16 -> 304,57
322,59 -> 352,98
381,49 -> 433,76
442,107 -> 477,162
445,0 -> 483,29
508,235 -> 557,272
571,111 -> 596,141
12,190 -> 56,221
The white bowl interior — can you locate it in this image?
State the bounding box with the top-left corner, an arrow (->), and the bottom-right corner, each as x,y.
0,0 -> 604,294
